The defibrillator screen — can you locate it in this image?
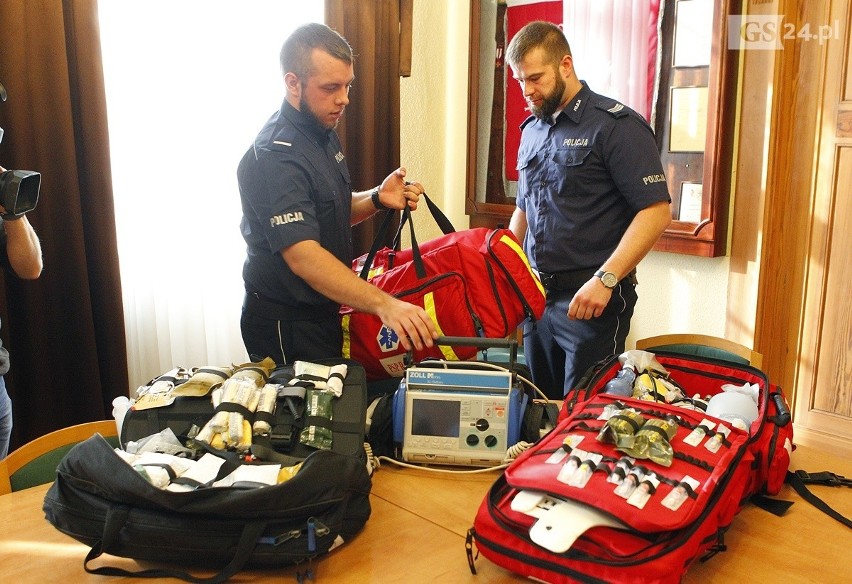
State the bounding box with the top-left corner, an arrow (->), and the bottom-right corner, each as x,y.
411,399 -> 461,437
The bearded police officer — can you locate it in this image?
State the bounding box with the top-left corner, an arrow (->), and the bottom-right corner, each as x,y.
505,21 -> 672,398
237,23 -> 438,365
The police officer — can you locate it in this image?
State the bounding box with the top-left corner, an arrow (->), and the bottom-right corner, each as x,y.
237,23 -> 438,365
505,21 -> 672,398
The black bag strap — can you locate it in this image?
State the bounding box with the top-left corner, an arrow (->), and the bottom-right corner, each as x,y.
391,192 -> 455,248
785,469 -> 852,528
358,193 -> 455,281
84,503 -> 268,583
358,206 -> 423,279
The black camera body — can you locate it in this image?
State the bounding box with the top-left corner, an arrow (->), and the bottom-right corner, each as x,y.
0,80 -> 41,220
0,168 -> 40,219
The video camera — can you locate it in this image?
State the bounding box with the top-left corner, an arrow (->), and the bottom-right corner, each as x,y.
0,80 -> 41,220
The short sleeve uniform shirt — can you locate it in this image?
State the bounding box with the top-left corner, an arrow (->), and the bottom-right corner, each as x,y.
515,82 -> 670,273
238,100 -> 353,309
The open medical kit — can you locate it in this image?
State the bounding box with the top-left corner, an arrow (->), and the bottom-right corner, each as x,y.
43,358 -> 372,582
468,350 -> 794,583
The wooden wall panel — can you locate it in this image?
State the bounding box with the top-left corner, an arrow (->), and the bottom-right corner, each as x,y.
792,0 -> 852,452
812,147 -> 852,418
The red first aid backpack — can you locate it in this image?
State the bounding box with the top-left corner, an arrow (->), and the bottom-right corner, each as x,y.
469,351 -> 794,583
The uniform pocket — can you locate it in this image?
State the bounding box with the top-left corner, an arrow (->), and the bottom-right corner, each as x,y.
552,147 -> 592,167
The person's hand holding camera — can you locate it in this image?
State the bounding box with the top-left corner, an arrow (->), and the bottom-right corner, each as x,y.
0,164 -> 40,221
0,165 -> 43,279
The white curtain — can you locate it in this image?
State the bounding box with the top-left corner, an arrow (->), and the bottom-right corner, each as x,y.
563,0 -> 659,121
98,0 -> 324,390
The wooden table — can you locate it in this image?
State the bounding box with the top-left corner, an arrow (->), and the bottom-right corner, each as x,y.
1,444 -> 849,583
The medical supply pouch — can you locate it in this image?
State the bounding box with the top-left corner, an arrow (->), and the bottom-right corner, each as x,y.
341,195 -> 545,381
469,394 -> 754,583
120,358 -> 368,464
467,352 -> 793,583
563,351 -> 794,497
43,434 -> 371,583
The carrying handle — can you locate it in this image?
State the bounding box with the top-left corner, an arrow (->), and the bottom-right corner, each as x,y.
390,192 -> 455,250
404,335 -> 519,371
358,193 -> 455,281
770,392 -> 791,426
84,504 -> 267,584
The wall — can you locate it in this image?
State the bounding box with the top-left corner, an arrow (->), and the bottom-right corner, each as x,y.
401,0 -> 733,346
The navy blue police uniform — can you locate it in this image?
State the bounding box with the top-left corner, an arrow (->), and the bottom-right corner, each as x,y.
238,99 -> 353,364
515,82 -> 670,398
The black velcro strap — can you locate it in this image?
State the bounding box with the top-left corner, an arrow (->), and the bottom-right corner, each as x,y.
331,420 -> 362,435
611,413 -> 643,432
304,416 -> 332,431
640,424 -> 672,441
294,374 -> 327,383
196,368 -> 231,380
214,402 -> 255,421
254,410 -> 275,426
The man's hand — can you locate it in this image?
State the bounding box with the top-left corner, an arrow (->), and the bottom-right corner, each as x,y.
567,278 -> 612,320
374,295 -> 439,352
283,240 -> 438,350
379,167 -> 425,210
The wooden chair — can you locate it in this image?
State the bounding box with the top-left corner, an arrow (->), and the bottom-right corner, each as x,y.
0,419 -> 119,495
634,333 -> 763,369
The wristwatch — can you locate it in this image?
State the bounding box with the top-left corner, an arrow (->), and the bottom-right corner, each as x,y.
371,187 -> 389,211
594,270 -> 618,289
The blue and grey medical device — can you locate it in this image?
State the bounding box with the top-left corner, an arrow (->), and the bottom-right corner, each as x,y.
392,337 -> 527,467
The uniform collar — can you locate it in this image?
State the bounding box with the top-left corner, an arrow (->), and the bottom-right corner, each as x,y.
559,81 -> 592,125
281,99 -> 333,145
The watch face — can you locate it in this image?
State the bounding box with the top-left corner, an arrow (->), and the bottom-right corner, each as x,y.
601,272 -> 618,288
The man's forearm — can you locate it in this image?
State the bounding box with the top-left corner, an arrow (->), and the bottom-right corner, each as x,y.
3,216 -> 43,279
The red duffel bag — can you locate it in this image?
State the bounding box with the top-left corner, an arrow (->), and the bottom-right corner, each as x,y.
341,195 -> 545,380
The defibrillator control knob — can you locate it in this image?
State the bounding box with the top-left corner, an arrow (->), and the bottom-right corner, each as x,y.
466,434 -> 479,446
475,418 -> 489,431
484,435 -> 498,448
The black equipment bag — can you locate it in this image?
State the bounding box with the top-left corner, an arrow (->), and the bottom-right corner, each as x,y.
120,358 -> 368,463
43,434 -> 372,583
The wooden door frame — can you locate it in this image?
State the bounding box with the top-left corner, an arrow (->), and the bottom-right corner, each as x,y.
734,0 -> 851,455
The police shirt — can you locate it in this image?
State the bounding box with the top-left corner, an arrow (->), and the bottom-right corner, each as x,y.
238,100 -> 353,310
515,82 -> 670,273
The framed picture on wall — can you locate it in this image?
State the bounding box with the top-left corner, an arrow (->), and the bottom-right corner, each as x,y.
678,182 -> 704,223
669,86 -> 708,152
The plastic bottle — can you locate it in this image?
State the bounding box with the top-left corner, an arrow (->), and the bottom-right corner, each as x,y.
604,365 -> 637,397
112,396 -> 131,438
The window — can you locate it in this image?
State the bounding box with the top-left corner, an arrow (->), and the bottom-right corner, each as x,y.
99,0 -> 324,387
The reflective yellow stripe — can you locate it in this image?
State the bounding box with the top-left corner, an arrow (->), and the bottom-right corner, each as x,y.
423,292 -> 460,360
500,234 -> 545,297
341,314 -> 351,358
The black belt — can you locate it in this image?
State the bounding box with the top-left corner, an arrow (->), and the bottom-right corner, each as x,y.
537,268 -> 638,294
243,292 -> 338,321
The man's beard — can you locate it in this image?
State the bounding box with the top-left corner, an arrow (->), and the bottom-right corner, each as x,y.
530,75 -> 566,120
300,96 -> 338,129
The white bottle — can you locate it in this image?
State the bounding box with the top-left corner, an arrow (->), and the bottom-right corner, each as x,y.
112,396 -> 131,439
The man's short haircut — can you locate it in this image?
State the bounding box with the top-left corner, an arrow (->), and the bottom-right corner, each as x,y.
505,21 -> 572,69
280,22 -> 353,79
